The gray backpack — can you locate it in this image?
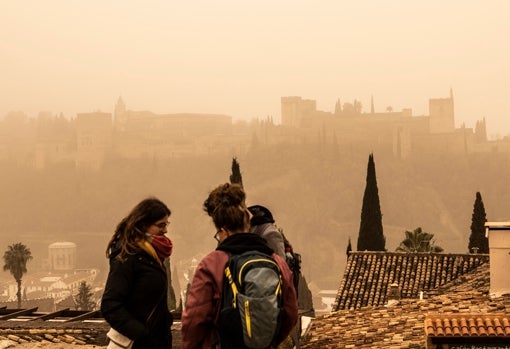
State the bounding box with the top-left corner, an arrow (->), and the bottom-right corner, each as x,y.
217,250 -> 282,349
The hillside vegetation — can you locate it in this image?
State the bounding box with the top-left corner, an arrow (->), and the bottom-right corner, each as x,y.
1,144 -> 508,289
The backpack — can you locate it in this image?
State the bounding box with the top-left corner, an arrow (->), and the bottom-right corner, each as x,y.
217,250 -> 283,349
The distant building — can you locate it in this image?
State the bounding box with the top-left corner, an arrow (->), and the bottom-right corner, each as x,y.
279,90 -> 492,159
75,112 -> 112,170
48,242 -> 77,271
0,92 -> 508,170
4,269 -> 99,306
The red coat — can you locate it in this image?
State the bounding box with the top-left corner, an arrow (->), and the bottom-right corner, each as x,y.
181,248 -> 298,349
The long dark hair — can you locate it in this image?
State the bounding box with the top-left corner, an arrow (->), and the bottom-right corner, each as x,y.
106,197 -> 171,261
203,183 -> 249,233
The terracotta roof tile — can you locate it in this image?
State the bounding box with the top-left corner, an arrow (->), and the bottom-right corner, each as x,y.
302,255 -> 510,349
333,252 -> 489,311
303,293 -> 510,348
426,314 -> 510,338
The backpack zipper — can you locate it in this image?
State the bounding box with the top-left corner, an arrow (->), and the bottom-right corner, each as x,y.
245,299 -> 251,338
237,258 -> 279,286
237,258 -> 281,297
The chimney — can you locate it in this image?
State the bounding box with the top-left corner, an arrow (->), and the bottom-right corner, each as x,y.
386,283 -> 401,306
485,222 -> 510,297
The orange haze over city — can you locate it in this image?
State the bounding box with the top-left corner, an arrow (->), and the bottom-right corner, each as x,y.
1,1 -> 510,138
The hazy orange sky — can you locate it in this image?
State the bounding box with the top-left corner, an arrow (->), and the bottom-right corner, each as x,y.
2,1 -> 509,137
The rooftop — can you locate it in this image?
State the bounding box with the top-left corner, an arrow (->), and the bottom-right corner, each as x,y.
333,251 -> 489,311
302,254 -> 508,348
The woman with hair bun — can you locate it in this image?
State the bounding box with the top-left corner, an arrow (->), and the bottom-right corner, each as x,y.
181,183 -> 298,349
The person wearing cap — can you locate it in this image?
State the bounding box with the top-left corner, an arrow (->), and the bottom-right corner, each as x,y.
248,204 -> 303,349
248,205 -> 286,259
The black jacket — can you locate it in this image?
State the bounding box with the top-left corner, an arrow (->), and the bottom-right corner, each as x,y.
216,232 -> 274,255
101,246 -> 172,349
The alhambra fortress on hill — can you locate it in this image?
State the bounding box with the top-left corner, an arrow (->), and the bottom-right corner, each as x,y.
1,90 -> 510,170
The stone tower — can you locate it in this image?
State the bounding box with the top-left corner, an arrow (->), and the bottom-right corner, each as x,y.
114,96 -> 127,130
428,89 -> 455,134
281,96 -> 316,127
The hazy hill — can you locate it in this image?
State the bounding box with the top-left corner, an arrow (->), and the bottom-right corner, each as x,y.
1,143 -> 508,289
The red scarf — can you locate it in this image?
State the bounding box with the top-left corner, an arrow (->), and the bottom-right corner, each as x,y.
151,234 -> 173,261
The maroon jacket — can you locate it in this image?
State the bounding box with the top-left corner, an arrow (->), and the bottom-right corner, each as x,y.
181,233 -> 298,349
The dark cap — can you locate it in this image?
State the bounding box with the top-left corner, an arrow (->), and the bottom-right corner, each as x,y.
248,205 -> 275,226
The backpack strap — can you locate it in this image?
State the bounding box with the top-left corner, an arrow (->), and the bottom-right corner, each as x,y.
224,265 -> 239,309
275,275 -> 282,298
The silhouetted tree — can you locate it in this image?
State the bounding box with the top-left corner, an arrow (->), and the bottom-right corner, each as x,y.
468,191 -> 489,253
357,153 -> 386,251
229,157 -> 244,188
396,227 -> 444,252
353,99 -> 362,114
346,237 -> 352,257
334,98 -> 342,115
3,242 -> 32,308
74,281 -> 94,311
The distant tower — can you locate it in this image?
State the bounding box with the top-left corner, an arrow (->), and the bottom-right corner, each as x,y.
428,89 -> 455,134
48,242 -> 77,271
334,98 -> 342,115
114,96 -> 127,130
371,95 -> 375,114
281,96 -> 316,127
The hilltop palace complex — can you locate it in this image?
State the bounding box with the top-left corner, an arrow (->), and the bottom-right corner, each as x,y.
0,90 -> 508,171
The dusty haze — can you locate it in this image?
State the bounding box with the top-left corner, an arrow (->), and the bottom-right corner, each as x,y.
0,143 -> 509,289
1,1 -> 510,137
1,1 -> 510,291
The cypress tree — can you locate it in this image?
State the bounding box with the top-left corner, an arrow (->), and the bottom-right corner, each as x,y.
357,153 -> 386,251
468,191 -> 489,253
74,281 -> 94,310
346,237 -> 352,257
229,157 -> 244,188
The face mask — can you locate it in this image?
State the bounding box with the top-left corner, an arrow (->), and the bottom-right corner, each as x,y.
150,234 -> 173,260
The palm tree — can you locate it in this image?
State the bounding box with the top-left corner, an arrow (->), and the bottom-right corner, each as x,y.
3,242 -> 33,308
396,227 -> 444,253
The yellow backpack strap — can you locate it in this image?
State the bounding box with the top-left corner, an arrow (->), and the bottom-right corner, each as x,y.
275,275 -> 282,297
224,266 -> 238,308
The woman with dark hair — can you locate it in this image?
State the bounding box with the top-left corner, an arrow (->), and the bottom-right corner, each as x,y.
101,197 -> 173,349
181,183 -> 298,349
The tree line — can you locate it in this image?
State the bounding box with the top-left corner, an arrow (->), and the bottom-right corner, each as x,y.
355,153 -> 488,254
2,153 -> 490,310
